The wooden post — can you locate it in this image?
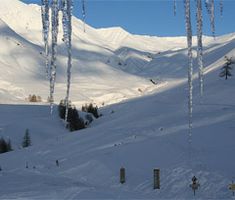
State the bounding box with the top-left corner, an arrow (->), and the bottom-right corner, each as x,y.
153,168 -> 160,189
120,167 -> 125,184
229,181 -> 235,196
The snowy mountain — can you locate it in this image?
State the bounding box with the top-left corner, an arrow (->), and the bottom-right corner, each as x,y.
0,0 -> 235,199
0,0 -> 156,106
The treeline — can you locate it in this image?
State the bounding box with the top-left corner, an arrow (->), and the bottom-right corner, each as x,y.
58,100 -> 101,132
26,94 -> 42,102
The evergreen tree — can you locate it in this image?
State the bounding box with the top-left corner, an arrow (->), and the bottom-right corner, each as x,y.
68,108 -> 85,131
220,56 -> 233,80
22,129 -> 31,148
58,100 -> 85,131
0,137 -> 8,153
58,99 -> 66,119
82,103 -> 99,118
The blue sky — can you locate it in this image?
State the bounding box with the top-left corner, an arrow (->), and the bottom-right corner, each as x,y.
21,0 -> 235,36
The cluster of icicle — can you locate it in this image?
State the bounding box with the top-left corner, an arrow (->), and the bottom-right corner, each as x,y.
178,0 -> 222,140
41,0 -> 73,122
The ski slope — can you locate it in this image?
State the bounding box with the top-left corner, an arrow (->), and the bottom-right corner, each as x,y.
0,0 -> 235,199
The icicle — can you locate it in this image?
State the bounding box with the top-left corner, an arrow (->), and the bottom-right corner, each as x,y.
184,0 -> 193,145
205,0 -> 211,14
173,0 -> 177,16
205,0 -> 215,37
196,0 -> 204,98
41,0 -> 50,78
62,0 -> 73,122
50,0 -> 59,115
82,0 -> 86,32
219,0 -> 223,17
210,0 -> 215,37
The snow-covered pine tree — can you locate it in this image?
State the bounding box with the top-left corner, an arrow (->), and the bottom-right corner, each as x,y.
220,56 -> 233,80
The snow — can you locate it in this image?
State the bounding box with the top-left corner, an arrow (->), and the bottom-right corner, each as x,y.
0,0 -> 235,199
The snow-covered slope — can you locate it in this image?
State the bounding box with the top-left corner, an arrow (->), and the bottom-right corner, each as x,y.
0,57 -> 235,199
0,0 -> 226,106
0,0 -> 157,106
0,0 -> 235,199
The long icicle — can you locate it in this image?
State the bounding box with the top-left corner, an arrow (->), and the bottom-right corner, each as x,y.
210,0 -> 215,37
62,0 -> 73,123
205,0 -> 210,14
41,0 -> 50,78
205,0 -> 215,37
50,0 -> 59,115
184,0 -> 193,153
196,0 -> 204,98
82,0 -> 86,32
219,0 -> 223,17
173,0 -> 177,16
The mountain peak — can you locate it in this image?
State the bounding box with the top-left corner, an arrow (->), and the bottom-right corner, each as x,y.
97,26 -> 130,49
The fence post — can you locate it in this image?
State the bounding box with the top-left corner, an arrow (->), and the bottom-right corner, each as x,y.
153,168 -> 160,189
120,167 -> 125,184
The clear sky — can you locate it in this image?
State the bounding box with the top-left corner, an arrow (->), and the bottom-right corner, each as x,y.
21,0 -> 235,37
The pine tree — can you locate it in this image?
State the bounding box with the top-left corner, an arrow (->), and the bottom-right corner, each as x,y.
68,108 -> 85,131
220,56 -> 233,80
58,100 -> 85,131
82,103 -> 99,118
0,137 -> 8,153
22,129 -> 31,148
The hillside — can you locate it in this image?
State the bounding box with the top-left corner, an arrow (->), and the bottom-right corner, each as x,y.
0,0 -> 235,199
